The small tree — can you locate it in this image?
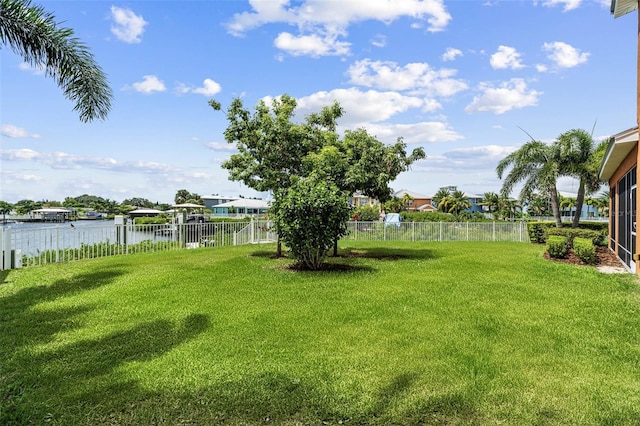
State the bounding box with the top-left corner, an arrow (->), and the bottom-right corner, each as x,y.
271,177 -> 350,270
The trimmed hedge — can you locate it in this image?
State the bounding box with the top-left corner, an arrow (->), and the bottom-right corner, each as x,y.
573,237 -> 596,265
527,221 -> 608,246
546,227 -> 607,247
547,235 -> 569,259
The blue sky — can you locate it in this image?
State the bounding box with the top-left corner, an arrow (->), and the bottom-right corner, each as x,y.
1,0 -> 636,204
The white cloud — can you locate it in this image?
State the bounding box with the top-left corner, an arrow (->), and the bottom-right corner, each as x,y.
363,121 -> 464,145
227,0 -> 451,34
110,6 -> 148,43
225,0 -> 451,56
347,59 -> 468,97
1,148 -> 42,160
444,144 -> 517,161
1,124 -> 40,139
542,41 -> 589,69
296,88 -> 425,125
442,47 -> 462,62
465,78 -> 542,114
274,32 -> 350,57
18,62 -> 44,75
206,142 -> 237,152
371,34 -> 387,48
130,75 -> 166,94
177,79 -> 222,96
490,45 -> 525,70
541,0 -> 582,11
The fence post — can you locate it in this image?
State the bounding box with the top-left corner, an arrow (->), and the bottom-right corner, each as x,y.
493,221 -> 496,242
55,226 -> 60,263
2,226 -> 11,271
250,218 -> 255,244
439,222 -> 442,242
412,221 -> 415,241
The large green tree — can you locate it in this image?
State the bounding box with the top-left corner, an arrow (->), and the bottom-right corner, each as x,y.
214,94 -> 425,265
0,0 -> 112,122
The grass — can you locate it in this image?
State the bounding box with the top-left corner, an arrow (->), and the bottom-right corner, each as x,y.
1,241 -> 639,425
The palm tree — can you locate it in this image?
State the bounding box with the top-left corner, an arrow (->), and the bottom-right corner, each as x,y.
480,191 -> 500,219
439,190 -> 470,217
559,196 -> 577,221
496,140 -> 563,227
433,188 -> 450,211
555,129 -> 606,228
0,0 -> 112,122
525,193 -> 550,218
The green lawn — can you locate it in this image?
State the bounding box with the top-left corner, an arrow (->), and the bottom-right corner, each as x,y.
1,241 -> 639,425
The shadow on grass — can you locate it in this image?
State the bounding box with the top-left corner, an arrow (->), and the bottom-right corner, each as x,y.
15,370 -> 480,425
0,267 -> 210,425
340,246 -> 440,261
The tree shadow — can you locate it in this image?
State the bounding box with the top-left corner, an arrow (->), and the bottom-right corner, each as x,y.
339,246 -> 440,261
0,267 -> 210,425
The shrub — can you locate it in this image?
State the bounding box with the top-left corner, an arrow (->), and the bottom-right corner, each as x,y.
272,178 -> 350,270
573,237 -> 596,265
401,211 -> 457,222
527,221 -> 555,243
546,228 -> 606,247
352,205 -> 380,221
547,235 -> 569,259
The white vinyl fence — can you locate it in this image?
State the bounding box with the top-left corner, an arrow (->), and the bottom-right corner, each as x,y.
1,220 -> 527,270
345,220 -> 527,243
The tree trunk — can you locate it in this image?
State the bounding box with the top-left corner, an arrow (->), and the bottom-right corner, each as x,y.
549,187 -> 563,228
333,238 -> 338,257
571,179 -> 586,228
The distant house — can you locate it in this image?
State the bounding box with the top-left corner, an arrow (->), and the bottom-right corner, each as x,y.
202,195 -> 240,212
210,198 -> 270,217
393,189 -> 435,211
599,126 -> 637,273
349,192 -> 379,208
557,191 -> 602,220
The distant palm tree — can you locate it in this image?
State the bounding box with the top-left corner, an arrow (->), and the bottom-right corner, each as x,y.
439,190 -> 470,217
0,0 -> 112,122
480,191 -> 500,219
497,139 -> 563,227
559,196 -> 577,220
433,188 -> 450,211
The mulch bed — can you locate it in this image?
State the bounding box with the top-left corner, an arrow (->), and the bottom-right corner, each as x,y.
543,246 -> 625,268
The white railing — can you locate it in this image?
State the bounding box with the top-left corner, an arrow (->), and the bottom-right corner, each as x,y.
1,220 -> 526,270
0,220 -> 277,270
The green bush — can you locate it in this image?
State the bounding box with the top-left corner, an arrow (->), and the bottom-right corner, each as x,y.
527,221 -> 555,243
573,237 -> 596,265
272,178 -> 350,270
352,205 -> 380,221
401,211 -> 457,222
547,235 -> 569,259
133,215 -> 170,224
546,228 -> 606,247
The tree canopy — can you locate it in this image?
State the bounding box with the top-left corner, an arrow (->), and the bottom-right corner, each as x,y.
213,94 -> 426,268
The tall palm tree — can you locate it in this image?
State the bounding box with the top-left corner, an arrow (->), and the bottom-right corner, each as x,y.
496,140 -> 563,227
0,0 -> 112,122
555,129 -> 606,228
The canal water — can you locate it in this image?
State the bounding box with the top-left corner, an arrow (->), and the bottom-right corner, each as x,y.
1,219 -> 175,256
